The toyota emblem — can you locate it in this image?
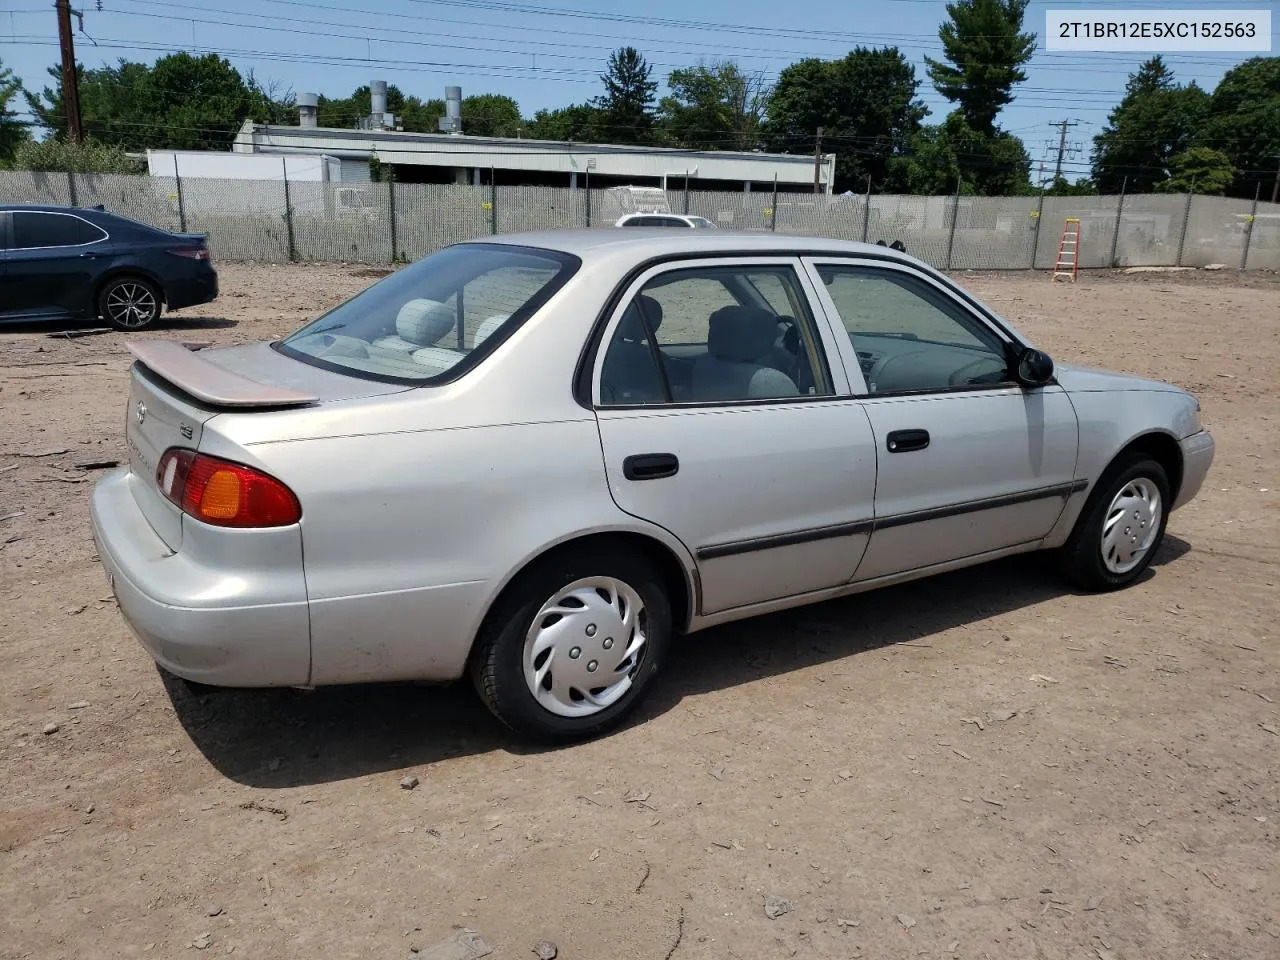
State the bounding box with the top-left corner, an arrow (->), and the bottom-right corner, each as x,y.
135,401 -> 147,425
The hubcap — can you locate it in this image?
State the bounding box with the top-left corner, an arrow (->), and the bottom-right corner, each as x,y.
106,283 -> 157,328
522,577 -> 648,718
1101,476 -> 1162,575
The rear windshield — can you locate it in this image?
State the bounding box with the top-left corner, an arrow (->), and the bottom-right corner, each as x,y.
277,243 -> 578,383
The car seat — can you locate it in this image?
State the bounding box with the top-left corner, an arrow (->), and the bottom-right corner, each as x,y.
692,306 -> 800,401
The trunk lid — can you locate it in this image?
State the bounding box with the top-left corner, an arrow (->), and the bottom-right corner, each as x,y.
123,339 -> 410,549
125,365 -> 216,551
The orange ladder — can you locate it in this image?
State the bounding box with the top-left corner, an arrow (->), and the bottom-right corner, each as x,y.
1050,217 -> 1080,282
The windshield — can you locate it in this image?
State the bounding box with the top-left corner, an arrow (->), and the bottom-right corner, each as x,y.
689,217 -> 716,229
278,243 -> 579,383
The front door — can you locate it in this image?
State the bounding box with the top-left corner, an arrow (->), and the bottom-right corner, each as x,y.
804,258 -> 1080,581
591,257 -> 878,616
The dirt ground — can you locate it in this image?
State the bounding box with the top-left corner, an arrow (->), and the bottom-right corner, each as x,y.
2,262 -> 1277,960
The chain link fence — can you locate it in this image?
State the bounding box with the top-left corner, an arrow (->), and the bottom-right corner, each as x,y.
3,170 -> 1277,271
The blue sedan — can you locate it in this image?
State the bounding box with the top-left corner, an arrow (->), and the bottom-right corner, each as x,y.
0,203 -> 218,330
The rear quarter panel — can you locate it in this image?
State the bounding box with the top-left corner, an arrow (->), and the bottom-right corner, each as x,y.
241,417 -> 692,684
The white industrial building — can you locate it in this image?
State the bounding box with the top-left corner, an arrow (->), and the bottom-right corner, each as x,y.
224,81 -> 834,193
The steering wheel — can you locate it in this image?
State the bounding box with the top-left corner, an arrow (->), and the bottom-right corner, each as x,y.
948,356 -> 1009,387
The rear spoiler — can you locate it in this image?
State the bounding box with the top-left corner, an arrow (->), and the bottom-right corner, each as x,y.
126,340 -> 318,408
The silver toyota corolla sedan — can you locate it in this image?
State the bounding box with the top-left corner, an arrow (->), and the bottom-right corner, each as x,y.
90,231 -> 1215,742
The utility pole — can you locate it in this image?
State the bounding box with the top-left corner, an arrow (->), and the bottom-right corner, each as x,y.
1051,118 -> 1079,184
56,0 -> 83,142
1271,156 -> 1280,205
813,126 -> 824,195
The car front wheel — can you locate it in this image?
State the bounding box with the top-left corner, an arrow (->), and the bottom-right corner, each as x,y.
1059,453 -> 1171,591
471,549 -> 672,743
99,276 -> 162,331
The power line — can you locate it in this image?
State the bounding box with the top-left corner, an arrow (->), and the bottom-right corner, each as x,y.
0,33 -> 1225,109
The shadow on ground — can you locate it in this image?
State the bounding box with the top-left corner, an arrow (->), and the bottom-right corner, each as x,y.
168,536 -> 1192,789
0,316 -> 237,338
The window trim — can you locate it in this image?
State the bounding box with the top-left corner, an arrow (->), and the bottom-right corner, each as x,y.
10,210 -> 108,251
801,257 -> 1032,399
591,256 -> 851,410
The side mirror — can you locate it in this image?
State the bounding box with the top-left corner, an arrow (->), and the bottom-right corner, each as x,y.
1016,347 -> 1055,386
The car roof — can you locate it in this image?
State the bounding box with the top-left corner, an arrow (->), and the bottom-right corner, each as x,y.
471,228 -> 919,266
0,203 -> 105,214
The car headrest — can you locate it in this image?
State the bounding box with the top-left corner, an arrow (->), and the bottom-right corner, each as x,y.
707,305 -> 779,363
395,298 -> 455,346
616,294 -> 664,341
473,313 -> 509,346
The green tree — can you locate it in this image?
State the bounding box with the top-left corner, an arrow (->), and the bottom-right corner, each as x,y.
1092,57 -> 1210,192
902,111 -> 1031,195
25,54 -> 290,149
659,61 -> 769,150
525,103 -> 605,142
1044,175 -> 1099,196
1197,56 -> 1280,199
461,94 -> 522,137
1156,146 -> 1235,195
925,0 -> 1036,136
401,97 -> 446,133
14,135 -> 143,174
1,57 -> 29,166
763,47 -> 926,191
595,47 -> 657,143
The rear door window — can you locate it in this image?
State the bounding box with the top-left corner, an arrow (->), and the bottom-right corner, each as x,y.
12,212 -> 101,249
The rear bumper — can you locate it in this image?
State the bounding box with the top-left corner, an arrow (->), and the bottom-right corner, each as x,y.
90,466 -> 311,687
163,269 -> 218,312
1173,429 -> 1215,510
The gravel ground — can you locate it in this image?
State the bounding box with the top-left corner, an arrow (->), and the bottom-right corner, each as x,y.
1,261 -> 1277,960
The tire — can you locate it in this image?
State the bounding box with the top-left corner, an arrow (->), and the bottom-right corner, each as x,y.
99,276 -> 162,331
470,548 -> 673,744
1058,453 -> 1171,592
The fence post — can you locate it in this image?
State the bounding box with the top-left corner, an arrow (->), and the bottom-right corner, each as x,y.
66,171 -> 77,206
281,158 -> 297,262
1175,179 -> 1195,267
387,179 -> 398,264
1108,175 -> 1126,268
175,171 -> 188,233
944,176 -> 961,271
769,174 -> 777,232
683,170 -> 690,215
584,170 -> 591,227
1030,190 -> 1045,269
861,175 -> 871,243
490,168 -> 498,235
1240,182 -> 1261,271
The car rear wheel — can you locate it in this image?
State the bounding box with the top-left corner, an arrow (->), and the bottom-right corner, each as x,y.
100,277 -> 161,331
1058,453 -> 1170,591
471,549 -> 672,743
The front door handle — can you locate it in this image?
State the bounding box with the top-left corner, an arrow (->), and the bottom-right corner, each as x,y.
623,452 -> 679,481
886,429 -> 930,453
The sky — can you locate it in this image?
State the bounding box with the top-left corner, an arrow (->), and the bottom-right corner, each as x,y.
1,0 -> 1274,182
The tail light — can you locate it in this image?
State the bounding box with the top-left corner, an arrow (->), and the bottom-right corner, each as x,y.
168,247 -> 210,260
156,449 -> 301,528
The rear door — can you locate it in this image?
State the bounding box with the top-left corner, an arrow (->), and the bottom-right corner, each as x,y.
592,256 -> 878,616
803,257 -> 1080,581
5,211 -> 107,318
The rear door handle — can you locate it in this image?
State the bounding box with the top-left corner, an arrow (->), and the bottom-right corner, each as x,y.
886,429 -> 930,453
623,452 -> 679,481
